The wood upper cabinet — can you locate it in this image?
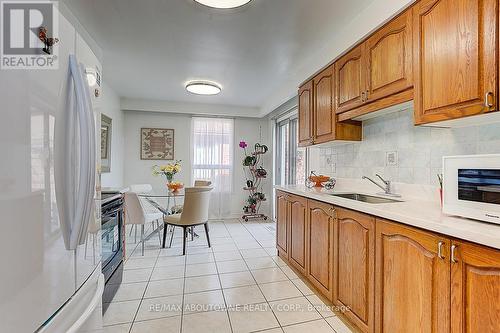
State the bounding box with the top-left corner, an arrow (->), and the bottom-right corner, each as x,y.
313,65 -> 336,144
413,0 -> 498,125
335,44 -> 366,114
375,219 -> 450,333
307,199 -> 335,300
334,208 -> 375,333
276,191 -> 289,257
298,68 -> 361,147
288,195 -> 308,274
298,81 -> 313,147
451,240 -> 500,333
365,9 -> 413,104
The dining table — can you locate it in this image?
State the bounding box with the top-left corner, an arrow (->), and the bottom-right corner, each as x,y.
138,190 -> 198,248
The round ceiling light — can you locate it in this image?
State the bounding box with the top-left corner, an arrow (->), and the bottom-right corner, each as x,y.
185,81 -> 222,95
193,0 -> 252,9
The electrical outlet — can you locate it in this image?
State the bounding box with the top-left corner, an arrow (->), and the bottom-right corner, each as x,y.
386,151 -> 398,166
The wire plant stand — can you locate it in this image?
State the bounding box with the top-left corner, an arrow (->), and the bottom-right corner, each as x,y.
241,143 -> 268,222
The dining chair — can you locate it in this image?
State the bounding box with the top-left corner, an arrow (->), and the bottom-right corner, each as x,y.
170,180 -> 212,216
84,205 -> 99,265
129,184 -> 153,193
127,184 -> 154,239
163,186 -> 213,255
194,180 -> 212,186
124,191 -> 163,255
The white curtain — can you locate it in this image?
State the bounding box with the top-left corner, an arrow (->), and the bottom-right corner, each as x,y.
191,117 -> 234,218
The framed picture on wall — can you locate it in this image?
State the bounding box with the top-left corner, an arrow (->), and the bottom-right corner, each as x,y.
101,114 -> 112,173
141,128 -> 175,160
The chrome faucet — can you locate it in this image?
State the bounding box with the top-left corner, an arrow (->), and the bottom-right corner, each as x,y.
362,174 -> 400,197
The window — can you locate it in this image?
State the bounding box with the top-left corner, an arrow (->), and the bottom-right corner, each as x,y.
191,117 -> 234,218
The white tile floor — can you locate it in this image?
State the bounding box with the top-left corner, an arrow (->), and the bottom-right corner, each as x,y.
103,219 -> 357,333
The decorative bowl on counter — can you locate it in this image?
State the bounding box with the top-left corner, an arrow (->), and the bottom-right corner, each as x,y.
167,182 -> 184,193
308,175 -> 330,187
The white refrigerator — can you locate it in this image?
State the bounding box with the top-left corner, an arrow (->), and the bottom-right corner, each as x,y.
0,4 -> 104,333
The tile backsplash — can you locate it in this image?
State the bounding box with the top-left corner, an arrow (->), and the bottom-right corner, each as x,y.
309,108 -> 500,186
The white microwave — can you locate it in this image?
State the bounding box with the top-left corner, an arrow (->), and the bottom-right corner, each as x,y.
443,154 -> 500,225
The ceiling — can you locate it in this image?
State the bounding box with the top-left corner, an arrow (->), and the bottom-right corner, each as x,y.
64,0 -> 374,113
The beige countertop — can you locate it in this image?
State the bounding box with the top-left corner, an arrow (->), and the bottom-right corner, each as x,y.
276,184 -> 500,250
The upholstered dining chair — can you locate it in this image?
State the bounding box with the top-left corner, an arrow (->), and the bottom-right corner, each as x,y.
124,191 -> 163,255
194,180 -> 212,186
163,186 -> 213,255
169,180 -> 213,216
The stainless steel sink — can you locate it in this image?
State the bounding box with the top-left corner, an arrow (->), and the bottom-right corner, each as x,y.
331,193 -> 402,204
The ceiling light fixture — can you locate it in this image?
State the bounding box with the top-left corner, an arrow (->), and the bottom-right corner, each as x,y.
193,0 -> 252,9
185,81 -> 222,95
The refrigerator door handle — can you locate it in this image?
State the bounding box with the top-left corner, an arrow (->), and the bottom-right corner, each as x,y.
68,55 -> 91,250
76,62 -> 96,246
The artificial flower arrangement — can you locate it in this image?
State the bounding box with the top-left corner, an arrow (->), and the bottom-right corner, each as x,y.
152,160 -> 183,191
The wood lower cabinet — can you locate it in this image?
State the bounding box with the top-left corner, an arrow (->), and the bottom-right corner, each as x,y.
276,191 -> 289,257
334,208 -> 375,333
375,219 -> 450,333
298,81 -> 313,147
306,199 -> 335,300
413,0 -> 498,125
276,194 -> 500,333
451,241 -> 500,333
288,195 -> 307,274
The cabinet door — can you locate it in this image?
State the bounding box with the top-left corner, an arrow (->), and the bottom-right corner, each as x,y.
313,65 -> 336,144
288,195 -> 308,274
334,208 -> 375,333
298,81 -> 313,147
276,192 -> 289,258
365,9 -> 413,103
375,219 -> 450,333
451,241 -> 500,333
413,0 -> 498,125
307,200 -> 335,300
335,44 -> 366,114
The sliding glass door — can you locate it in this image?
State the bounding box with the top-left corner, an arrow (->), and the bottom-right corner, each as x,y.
275,114 -> 306,186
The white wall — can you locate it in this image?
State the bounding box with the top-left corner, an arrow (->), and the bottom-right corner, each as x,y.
123,112 -> 193,189
309,108 -> 500,187
123,111 -> 272,217
100,83 -> 125,188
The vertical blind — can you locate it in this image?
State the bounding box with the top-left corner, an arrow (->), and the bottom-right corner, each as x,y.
191,117 -> 234,218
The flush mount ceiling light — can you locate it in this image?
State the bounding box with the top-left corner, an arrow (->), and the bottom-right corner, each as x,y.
185,81 -> 222,95
193,0 -> 252,9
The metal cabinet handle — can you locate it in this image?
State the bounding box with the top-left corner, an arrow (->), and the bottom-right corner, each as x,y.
451,244 -> 458,263
365,90 -> 369,101
437,241 -> 445,259
361,91 -> 365,102
485,92 -> 494,108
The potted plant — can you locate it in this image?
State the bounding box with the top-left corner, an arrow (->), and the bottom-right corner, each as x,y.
152,160 -> 183,192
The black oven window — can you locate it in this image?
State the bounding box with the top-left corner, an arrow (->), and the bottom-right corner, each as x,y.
458,169 -> 500,204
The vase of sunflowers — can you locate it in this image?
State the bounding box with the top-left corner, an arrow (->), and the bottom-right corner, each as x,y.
152,160 -> 183,192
